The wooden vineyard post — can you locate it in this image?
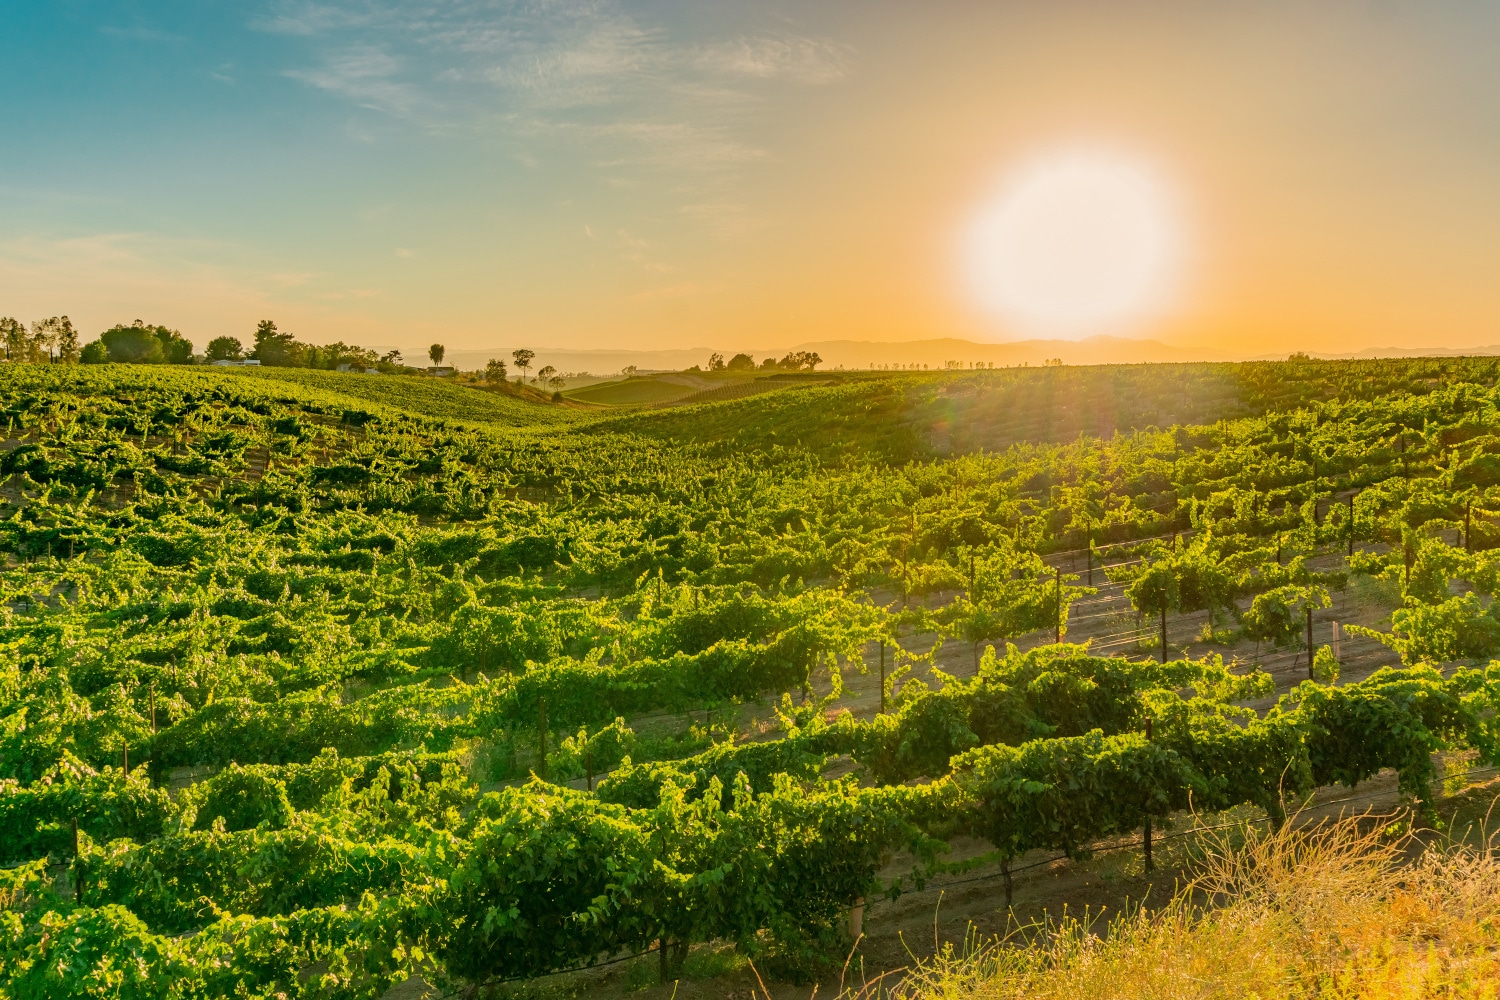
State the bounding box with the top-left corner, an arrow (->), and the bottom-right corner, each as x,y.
1002,857 -> 1013,907
1143,717 -> 1154,873
1054,566 -> 1063,645
1333,621 -> 1342,663
878,641 -> 887,713
1467,501 -> 1473,553
1348,493 -> 1356,557
1306,605 -> 1315,680
537,697 -> 547,780
1086,529 -> 1093,586
849,896 -> 865,941
1159,603 -> 1168,664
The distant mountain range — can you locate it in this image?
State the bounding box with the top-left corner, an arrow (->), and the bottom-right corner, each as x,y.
428,336 -> 1499,377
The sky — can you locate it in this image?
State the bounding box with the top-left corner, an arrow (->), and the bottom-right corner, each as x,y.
2,1 -> 1499,360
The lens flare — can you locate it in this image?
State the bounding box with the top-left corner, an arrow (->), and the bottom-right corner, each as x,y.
963,148 -> 1186,339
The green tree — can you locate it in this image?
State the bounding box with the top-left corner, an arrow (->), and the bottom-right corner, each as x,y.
0,317 -> 23,360
512,348 -> 535,383
308,341 -> 378,371
777,350 -> 823,371
726,353 -> 755,370
101,324 -> 163,362
204,336 -> 243,361
251,320 -> 299,366
429,344 -> 445,366
484,358 -> 508,383
79,340 -> 107,364
99,321 -> 190,363
159,330 -> 193,364
33,316 -> 80,363
536,365 -> 556,386
19,318 -> 59,362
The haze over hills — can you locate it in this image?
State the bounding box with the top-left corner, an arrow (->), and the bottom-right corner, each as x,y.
429,335 -> 1499,377
435,336 -> 1233,376
1247,344 -> 1500,361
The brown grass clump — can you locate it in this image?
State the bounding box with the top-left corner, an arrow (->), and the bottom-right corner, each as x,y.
889,817 -> 1500,1000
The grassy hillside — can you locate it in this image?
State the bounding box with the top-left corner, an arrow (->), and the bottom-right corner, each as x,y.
606,356 -> 1500,463
565,370 -> 764,406
234,366 -> 578,426
567,377 -> 703,405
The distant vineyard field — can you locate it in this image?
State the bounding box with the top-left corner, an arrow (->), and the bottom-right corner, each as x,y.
235,366 -> 583,426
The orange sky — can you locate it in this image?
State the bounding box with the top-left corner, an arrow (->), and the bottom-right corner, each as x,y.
2,2 -> 1498,358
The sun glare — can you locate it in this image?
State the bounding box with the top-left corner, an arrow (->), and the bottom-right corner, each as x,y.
963,149 -> 1185,339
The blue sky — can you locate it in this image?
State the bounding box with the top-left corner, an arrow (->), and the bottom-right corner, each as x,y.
2,0 -> 862,352
3,2 -> 1500,358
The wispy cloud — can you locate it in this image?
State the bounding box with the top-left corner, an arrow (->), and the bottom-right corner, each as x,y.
590,120 -> 768,169
286,44 -> 424,116
259,1 -> 853,240
695,33 -> 851,83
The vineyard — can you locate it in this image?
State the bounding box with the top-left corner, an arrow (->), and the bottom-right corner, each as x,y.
4,357 -> 1500,998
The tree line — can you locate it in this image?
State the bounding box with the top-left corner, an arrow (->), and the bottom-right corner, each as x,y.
703,350 -> 824,372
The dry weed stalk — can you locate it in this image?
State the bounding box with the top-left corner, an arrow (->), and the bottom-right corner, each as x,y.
874,813 -> 1500,1000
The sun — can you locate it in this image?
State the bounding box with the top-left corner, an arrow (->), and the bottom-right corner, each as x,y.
962,148 -> 1185,339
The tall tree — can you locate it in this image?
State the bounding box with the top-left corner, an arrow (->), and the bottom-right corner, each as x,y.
30,316 -> 80,363
485,358 -> 508,383
251,320 -> 299,366
0,318 -> 23,361
512,349 -> 535,384
536,365 -> 556,385
429,344 -> 445,366
205,336 -> 243,361
98,321 -> 192,364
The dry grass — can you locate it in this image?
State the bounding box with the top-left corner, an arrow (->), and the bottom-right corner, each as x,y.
880,816 -> 1500,1000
